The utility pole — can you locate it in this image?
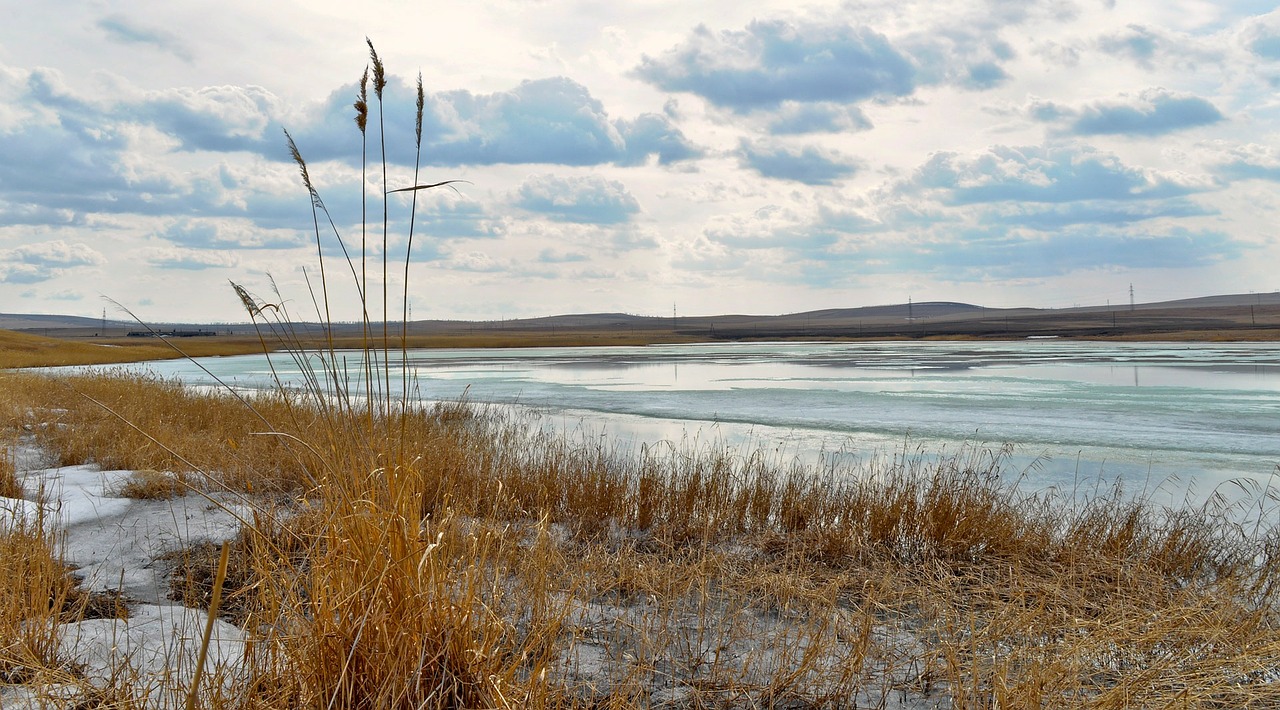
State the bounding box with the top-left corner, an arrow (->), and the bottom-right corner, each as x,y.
1129,283 -> 1135,312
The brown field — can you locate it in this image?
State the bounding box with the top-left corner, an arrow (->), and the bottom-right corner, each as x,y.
0,330 -> 269,369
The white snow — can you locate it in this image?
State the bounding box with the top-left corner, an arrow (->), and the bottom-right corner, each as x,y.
0,495 -> 40,530
1,438 -> 251,708
42,464 -> 247,602
56,603 -> 247,705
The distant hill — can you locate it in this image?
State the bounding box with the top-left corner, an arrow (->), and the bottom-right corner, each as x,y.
1135,292 -> 1280,310
5,291 -> 1280,342
0,313 -> 127,330
793,302 -> 987,320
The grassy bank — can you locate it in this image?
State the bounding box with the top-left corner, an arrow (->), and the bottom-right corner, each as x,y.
3,367 -> 1280,707
0,330 -> 275,370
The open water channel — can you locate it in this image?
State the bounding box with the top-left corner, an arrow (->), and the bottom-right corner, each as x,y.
89,340 -> 1280,506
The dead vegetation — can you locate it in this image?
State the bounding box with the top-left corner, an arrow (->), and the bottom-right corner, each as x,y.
0,328 -> 277,370
0,446 -> 19,500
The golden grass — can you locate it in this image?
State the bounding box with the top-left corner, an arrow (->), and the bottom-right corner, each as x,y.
0,446 -> 18,500
0,371 -> 315,494
115,468 -> 190,500
0,329 -> 271,369
0,502 -> 79,690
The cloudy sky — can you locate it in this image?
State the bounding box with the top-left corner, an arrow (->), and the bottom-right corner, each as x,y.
3,1 -> 1280,323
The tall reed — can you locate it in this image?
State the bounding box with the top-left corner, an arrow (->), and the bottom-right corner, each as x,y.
222,41 -> 520,708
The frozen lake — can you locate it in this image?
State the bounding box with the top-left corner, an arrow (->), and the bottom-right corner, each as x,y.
87,340 -> 1280,505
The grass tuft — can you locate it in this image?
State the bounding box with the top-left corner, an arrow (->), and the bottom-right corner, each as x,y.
115,469 -> 189,500
0,447 -> 19,500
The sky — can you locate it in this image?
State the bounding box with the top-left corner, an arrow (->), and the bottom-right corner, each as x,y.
3,0 -> 1280,323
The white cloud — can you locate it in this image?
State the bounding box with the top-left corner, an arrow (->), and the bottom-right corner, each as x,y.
0,239 -> 105,283
1031,89 -> 1224,137
143,246 -> 241,270
97,14 -> 193,62
514,174 -> 641,223
635,20 -> 915,111
737,140 -> 859,185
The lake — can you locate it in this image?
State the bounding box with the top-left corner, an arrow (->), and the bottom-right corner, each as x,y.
90,340 -> 1280,506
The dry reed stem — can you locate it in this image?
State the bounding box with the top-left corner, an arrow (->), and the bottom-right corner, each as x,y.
187,540 -> 231,710
0,493 -> 87,693
0,445 -> 19,499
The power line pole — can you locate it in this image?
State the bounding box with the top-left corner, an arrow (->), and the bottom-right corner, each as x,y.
1129,283 -> 1135,312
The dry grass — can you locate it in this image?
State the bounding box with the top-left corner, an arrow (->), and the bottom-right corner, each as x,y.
0,446 -> 19,500
0,329 -> 273,369
0,371 -> 317,494
116,468 -> 190,500
0,501 -> 81,690
0,528 -> 57,679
